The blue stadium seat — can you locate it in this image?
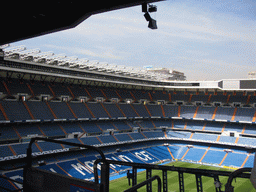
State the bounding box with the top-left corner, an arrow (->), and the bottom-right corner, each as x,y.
1,101 -> 32,121
26,101 -> 54,120
69,103 -> 93,118
183,148 -> 206,162
222,152 -> 247,167
201,150 -> 226,164
49,102 -> 75,119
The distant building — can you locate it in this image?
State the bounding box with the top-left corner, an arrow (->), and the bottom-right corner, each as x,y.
145,67 -> 186,81
248,71 -> 256,79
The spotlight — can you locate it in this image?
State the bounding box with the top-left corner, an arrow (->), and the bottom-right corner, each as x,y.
148,18 -> 157,29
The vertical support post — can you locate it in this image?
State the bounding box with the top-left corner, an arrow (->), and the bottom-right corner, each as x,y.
214,175 -> 222,192
195,174 -> 203,192
101,162 -> 110,192
132,167 -> 137,192
162,170 -> 168,192
146,169 -> 152,192
178,171 -> 185,192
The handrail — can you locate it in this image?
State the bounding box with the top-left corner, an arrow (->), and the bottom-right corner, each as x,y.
123,175 -> 161,192
225,167 -> 252,192
25,137 -> 106,180
93,159 -> 251,179
94,159 -> 251,192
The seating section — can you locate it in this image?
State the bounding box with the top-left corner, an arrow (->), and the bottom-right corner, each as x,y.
26,101 -> 55,120
0,101 -> 32,121
48,102 -> 75,119
1,77 -> 256,191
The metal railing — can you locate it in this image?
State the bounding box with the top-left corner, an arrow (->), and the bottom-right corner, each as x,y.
1,137 -> 253,192
94,159 -> 252,192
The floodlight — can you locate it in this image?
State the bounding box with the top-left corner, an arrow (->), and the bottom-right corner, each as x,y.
143,12 -> 157,30
148,18 -> 157,29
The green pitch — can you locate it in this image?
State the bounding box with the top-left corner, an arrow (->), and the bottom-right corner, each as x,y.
109,161 -> 255,192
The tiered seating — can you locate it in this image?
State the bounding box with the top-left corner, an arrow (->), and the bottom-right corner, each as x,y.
180,106 -> 197,118
98,135 -> 117,143
29,81 -> 52,95
1,77 -> 256,191
79,122 -> 102,133
214,107 -> 234,120
14,124 -> 42,138
183,148 -> 206,162
196,106 -> 215,119
222,152 -> 247,167
69,103 -> 93,118
201,150 -> 226,164
0,101 -> 32,121
80,136 -> 101,145
163,105 -> 178,117
129,132 -> 145,140
137,120 -> 155,129
167,131 -> 191,139
243,124 -> 256,135
186,121 -> 204,130
115,133 -> 132,142
113,121 -> 131,131
50,84 -> 71,96
173,120 -> 185,129
26,101 -> 54,120
49,102 -> 75,119
132,104 -> 150,117
6,79 -> 31,95
39,123 -> 66,137
235,108 -> 255,122
86,103 -> 108,118
171,91 -> 190,102
237,137 -> 256,146
218,136 -> 236,144
203,122 -> 224,132
146,104 -> 163,117
102,103 -> 124,118
68,84 -> 89,97
86,87 -> 104,99
118,104 -> 139,117
0,125 -> 19,140
59,122 -> 83,134
96,122 -> 116,131
151,90 -> 169,101
143,131 -> 164,138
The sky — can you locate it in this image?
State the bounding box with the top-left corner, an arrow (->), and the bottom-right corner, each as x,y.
10,0 -> 256,80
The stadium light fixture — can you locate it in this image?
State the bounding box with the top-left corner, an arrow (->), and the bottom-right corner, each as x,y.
142,3 -> 157,30
148,4 -> 157,12
148,18 -> 157,29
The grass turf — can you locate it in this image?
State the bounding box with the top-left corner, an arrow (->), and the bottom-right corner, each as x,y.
109,161 -> 255,192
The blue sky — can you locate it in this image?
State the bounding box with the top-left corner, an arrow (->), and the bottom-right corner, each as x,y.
11,0 -> 256,80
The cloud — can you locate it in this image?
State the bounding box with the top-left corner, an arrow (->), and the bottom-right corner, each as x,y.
177,56 -> 255,80
43,44 -> 130,60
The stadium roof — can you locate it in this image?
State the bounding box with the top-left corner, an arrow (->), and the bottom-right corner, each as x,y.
0,0 -> 162,45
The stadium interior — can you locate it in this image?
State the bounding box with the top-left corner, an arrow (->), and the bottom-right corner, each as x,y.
0,1 -> 255,192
